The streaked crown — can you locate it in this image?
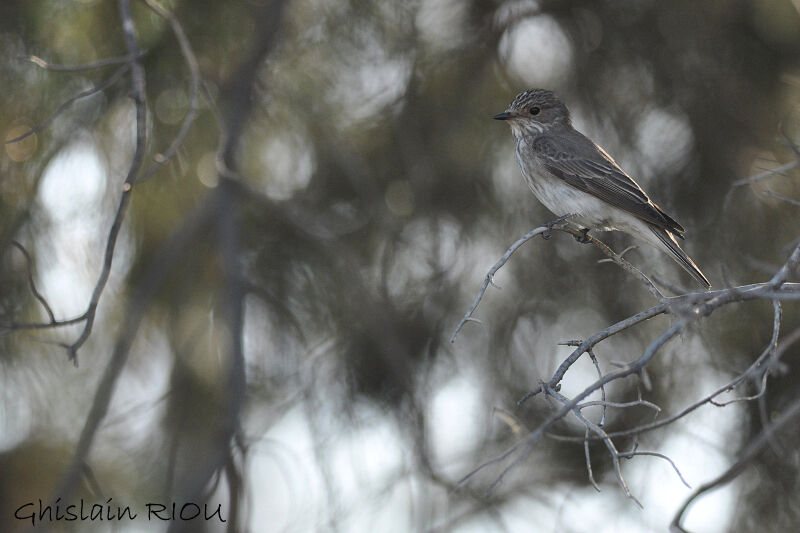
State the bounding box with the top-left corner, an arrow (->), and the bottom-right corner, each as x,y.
505,88 -> 571,127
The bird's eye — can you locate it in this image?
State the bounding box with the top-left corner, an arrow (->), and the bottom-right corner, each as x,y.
530,106 -> 541,116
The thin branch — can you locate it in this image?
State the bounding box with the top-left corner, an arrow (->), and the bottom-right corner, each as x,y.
724,154 -> 800,212
4,65 -> 130,145
555,225 -> 663,300
730,159 -> 799,188
768,240 -> 800,288
762,189 -> 800,207
451,215 -> 666,342
0,314 -> 88,332
138,0 -> 201,183
709,299 -> 780,407
518,303 -> 669,405
671,394 -> 800,532
456,441 -> 523,490
2,3 -> 152,364
583,428 -> 600,491
547,385 -> 642,508
65,0 -> 148,364
51,187 -> 219,506
650,274 -> 689,296
605,300 -> 798,441
586,347 -> 606,426
578,398 -> 661,413
21,52 -> 145,72
66,190 -> 132,363
709,370 -> 769,407
217,0 -> 290,171
618,451 -> 691,489
478,321 -> 685,496
450,215 -> 572,342
9,240 -> 56,323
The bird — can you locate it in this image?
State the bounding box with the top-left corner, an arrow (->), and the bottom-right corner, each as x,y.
493,88 -> 710,289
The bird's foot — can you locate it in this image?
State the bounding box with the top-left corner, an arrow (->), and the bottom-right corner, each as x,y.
574,228 -> 591,244
541,214 -> 572,241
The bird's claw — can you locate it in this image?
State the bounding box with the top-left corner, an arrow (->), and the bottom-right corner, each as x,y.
541,214 -> 571,240
574,228 -> 590,244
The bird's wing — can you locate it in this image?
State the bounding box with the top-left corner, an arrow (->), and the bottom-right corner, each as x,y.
531,134 -> 685,235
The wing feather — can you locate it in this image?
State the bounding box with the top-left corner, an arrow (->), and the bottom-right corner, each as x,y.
531,135 -> 685,235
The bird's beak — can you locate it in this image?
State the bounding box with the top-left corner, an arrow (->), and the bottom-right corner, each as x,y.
493,111 -> 514,121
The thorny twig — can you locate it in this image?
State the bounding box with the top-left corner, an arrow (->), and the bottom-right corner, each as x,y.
450,214 -> 663,343
459,321 -> 686,496
449,215 -> 571,342
547,385 -> 645,508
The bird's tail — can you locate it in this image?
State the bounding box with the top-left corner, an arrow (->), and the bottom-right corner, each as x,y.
649,226 -> 711,289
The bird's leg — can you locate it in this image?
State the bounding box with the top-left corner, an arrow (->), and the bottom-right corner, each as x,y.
541,214 -> 572,240
574,228 -> 591,244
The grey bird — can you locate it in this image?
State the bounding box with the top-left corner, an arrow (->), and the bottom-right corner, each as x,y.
494,88 -> 710,289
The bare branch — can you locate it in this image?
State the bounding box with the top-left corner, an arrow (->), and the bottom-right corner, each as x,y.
554,225 -> 663,299
518,303 -> 669,405
605,300 -> 798,442
9,240 -> 56,323
64,0 -> 148,363
768,240 -> 800,288
66,190 -> 132,363
547,385 -> 643,507
671,394 -> 800,532
1,1 -> 155,365
710,300 -> 780,406
584,427 -> 600,491
217,0 -> 290,171
478,321 -> 686,496
4,65 -> 130,145
578,398 -> 661,413
452,215 -> 666,343
730,159 -> 799,188
0,314 -> 88,332
456,440 -> 523,490
586,347 -> 607,426
21,52 -> 145,72
450,215 -> 572,342
709,371 -> 769,407
618,450 -> 691,489
763,189 -> 800,208
138,0 -> 201,183
51,187 -> 219,505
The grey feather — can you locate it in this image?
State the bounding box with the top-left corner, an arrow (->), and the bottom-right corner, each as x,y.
649,225 -> 711,288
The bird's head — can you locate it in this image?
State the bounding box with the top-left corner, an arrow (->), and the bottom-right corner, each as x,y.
493,88 -> 571,138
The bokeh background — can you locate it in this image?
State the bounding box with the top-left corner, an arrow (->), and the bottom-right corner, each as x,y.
2,0 -> 800,531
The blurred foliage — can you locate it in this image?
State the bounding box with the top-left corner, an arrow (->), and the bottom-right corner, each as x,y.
1,0 -> 800,531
